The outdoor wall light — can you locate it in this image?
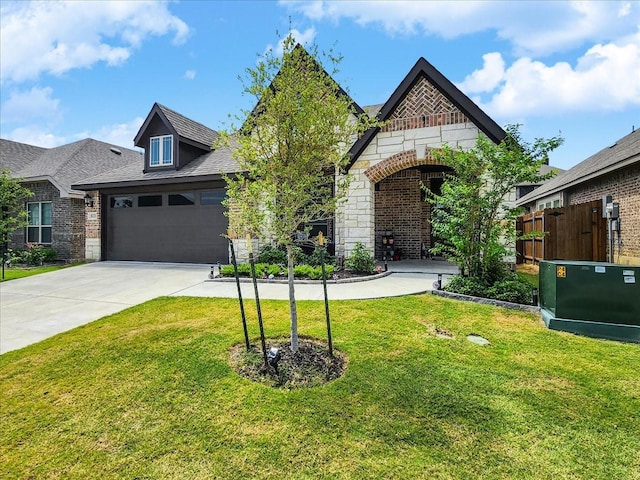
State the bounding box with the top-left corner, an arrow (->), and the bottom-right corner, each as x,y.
83,193 -> 94,208
267,347 -> 282,374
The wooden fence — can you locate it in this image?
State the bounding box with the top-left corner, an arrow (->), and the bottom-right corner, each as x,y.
516,200 -> 607,264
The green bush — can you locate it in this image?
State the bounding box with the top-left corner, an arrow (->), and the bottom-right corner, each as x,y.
444,273 -> 535,305
345,242 -> 375,274
486,278 -> 534,304
257,245 -> 287,265
443,275 -> 487,298
306,248 -> 335,267
41,248 -> 57,263
221,262 -> 332,280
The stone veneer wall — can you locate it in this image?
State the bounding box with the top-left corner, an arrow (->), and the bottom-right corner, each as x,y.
567,162 -> 640,265
85,190 -> 101,261
10,181 -> 85,262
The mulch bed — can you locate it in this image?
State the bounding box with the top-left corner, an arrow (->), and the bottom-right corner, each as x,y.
229,336 -> 347,389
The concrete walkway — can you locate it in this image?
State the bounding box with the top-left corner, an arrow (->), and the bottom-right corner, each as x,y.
1,260 -> 457,354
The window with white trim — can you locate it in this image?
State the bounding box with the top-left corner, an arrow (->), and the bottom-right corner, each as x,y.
27,202 -> 52,244
150,135 -> 173,166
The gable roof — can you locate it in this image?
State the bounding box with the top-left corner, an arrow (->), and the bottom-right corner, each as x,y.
347,57 -> 506,170
0,138 -> 142,198
134,103 -> 219,150
516,129 -> 640,206
247,44 -> 364,128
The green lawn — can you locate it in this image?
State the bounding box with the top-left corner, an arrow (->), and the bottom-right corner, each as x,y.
1,295 -> 638,479
0,263 -> 82,282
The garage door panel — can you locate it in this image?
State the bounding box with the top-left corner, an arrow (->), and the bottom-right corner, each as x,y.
107,190 -> 228,263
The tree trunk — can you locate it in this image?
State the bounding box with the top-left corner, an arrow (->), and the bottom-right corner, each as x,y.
287,245 -> 299,352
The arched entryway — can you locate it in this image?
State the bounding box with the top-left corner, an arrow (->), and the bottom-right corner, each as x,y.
365,150 -> 453,260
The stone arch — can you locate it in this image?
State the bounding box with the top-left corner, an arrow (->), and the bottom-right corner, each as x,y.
364,148 -> 447,184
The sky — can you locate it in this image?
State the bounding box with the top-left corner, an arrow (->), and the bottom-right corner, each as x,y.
1,0 -> 639,170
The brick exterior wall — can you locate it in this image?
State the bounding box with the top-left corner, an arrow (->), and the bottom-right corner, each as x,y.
567,163 -> 640,265
9,181 -> 85,262
374,169 -> 445,259
382,76 -> 470,133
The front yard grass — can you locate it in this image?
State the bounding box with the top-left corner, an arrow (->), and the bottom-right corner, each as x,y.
0,263 -> 83,282
1,295 -> 638,479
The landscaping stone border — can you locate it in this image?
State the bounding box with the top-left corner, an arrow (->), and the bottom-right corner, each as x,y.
431,288 -> 540,314
206,269 -> 393,285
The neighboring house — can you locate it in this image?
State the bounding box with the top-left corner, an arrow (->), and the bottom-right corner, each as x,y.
0,138 -> 141,262
72,55 -> 506,264
517,129 -> 640,265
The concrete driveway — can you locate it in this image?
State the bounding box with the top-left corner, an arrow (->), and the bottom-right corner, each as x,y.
0,262 -> 209,354
1,260 -> 452,355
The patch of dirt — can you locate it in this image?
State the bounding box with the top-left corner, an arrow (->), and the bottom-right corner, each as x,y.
229,336 -> 347,389
517,264 -> 539,275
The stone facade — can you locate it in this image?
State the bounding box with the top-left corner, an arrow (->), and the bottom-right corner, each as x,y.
84,190 -> 101,261
335,74 -> 481,259
9,181 -> 85,262
567,163 -> 640,265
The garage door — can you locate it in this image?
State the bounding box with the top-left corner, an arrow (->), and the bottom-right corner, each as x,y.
107,189 -> 228,263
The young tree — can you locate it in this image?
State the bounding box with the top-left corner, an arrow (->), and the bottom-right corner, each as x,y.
220,35 -> 380,352
426,125 -> 563,283
1,170 -> 33,277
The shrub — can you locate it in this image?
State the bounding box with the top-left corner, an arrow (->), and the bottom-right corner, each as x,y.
345,242 -> 375,274
445,273 -> 535,305
306,248 -> 335,267
486,278 -> 534,304
257,245 -> 287,265
443,275 -> 487,298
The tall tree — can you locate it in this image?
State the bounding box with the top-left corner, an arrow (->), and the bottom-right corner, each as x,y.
220,35 -> 380,352
1,170 -> 33,278
1,170 -> 33,246
427,125 -> 563,282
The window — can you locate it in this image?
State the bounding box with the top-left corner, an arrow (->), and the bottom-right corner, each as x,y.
553,199 -> 560,208
200,191 -> 225,205
27,202 -> 52,244
111,196 -> 133,208
169,193 -> 195,206
150,135 -> 173,166
138,195 -> 163,207
538,204 -> 545,211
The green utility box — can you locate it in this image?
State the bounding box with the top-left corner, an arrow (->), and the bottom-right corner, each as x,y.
539,260 -> 640,343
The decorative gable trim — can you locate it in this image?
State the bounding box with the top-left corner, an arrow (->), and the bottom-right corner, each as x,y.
347,57 -> 506,171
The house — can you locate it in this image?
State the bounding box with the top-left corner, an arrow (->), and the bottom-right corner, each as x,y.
72,55 -> 506,264
517,129 -> 640,265
73,103 -> 239,263
0,138 -> 141,262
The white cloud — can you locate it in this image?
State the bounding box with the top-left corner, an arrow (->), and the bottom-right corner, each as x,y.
282,0 -> 639,56
184,70 -> 197,80
456,53 -> 505,94
0,0 -> 190,84
459,35 -> 640,118
1,86 -> 62,123
74,117 -> 145,149
6,126 -> 67,148
263,27 -> 317,57
5,116 -> 144,150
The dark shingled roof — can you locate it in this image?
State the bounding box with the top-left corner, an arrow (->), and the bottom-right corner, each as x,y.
134,103 -> 219,150
0,138 -> 142,197
517,129 -> 640,206
72,139 -> 240,190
